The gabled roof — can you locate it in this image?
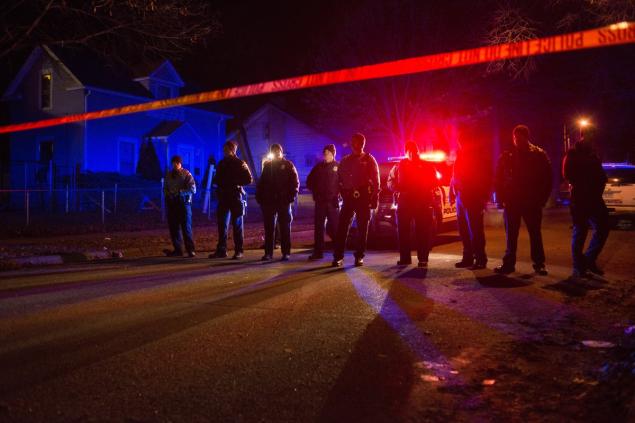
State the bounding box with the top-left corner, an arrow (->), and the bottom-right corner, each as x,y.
146,120 -> 184,138
133,60 -> 185,87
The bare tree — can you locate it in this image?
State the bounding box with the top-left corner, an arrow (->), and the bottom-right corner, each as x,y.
486,0 -> 635,79
0,0 -> 220,63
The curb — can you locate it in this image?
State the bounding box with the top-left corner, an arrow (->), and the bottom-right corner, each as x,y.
1,250 -> 124,270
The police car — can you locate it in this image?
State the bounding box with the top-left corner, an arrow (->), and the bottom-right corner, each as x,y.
369,153 -> 457,236
602,163 -> 635,215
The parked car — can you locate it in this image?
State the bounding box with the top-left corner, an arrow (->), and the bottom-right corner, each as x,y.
369,158 -> 457,237
602,163 -> 635,216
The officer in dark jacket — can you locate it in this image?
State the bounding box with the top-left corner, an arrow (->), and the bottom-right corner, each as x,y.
332,133 -> 380,267
494,125 -> 552,275
451,137 -> 492,269
210,140 -> 253,260
562,140 -> 609,278
306,144 -> 340,260
256,143 -> 299,261
388,141 -> 438,267
163,155 -> 197,257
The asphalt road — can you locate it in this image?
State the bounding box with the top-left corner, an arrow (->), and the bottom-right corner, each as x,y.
1,208 -> 634,422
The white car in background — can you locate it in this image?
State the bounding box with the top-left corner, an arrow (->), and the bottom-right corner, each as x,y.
602,163 -> 635,215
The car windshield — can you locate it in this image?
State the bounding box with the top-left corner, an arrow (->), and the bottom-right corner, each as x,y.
604,167 -> 635,184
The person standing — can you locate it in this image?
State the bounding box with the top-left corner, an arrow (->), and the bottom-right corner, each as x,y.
388,141 -> 438,268
562,140 -> 609,278
256,143 -> 299,261
306,144 -> 340,260
164,155 -> 197,258
494,125 -> 552,275
451,137 -> 492,269
332,133 -> 380,267
210,141 -> 253,260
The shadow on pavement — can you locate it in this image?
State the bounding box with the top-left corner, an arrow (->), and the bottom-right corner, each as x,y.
542,278 -> 605,297
476,274 -> 533,288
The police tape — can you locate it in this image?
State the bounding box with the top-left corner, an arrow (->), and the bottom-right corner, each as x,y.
1,21 -> 634,135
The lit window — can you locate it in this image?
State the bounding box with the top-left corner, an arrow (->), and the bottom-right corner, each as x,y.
41,72 -> 52,109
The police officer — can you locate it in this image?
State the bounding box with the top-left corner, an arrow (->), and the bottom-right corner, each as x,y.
306,144 -> 340,260
256,143 -> 299,261
210,140 -> 253,260
451,136 -> 492,269
562,140 -> 609,279
494,125 -> 552,275
388,141 -> 438,268
332,133 -> 380,267
163,155 -> 197,257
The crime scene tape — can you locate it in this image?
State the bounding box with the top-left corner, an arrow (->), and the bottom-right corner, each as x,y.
1,21 -> 633,134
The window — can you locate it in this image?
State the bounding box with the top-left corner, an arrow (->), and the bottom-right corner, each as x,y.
119,141 -> 136,175
39,141 -> 54,163
40,72 -> 52,109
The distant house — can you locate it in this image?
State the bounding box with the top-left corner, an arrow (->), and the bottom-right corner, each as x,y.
1,45 -> 230,189
227,103 -> 339,186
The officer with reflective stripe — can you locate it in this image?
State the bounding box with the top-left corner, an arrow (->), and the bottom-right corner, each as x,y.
332,133 -> 380,267
163,155 -> 197,257
210,140 -> 253,260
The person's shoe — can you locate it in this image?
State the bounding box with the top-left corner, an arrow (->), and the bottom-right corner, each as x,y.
187,251 -> 196,258
232,252 -> 244,260
533,263 -> 548,276
164,249 -> 183,257
332,259 -> 343,267
586,262 -> 604,276
418,261 -> 428,268
261,255 -> 273,261
309,253 -> 324,261
397,260 -> 412,266
494,264 -> 515,274
281,254 -> 290,262
209,251 -> 228,259
455,260 -> 473,268
570,268 -> 589,280
354,257 -> 364,267
470,261 -> 487,270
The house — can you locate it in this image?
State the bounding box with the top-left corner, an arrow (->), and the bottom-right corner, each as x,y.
1,45 -> 230,190
227,103 -> 339,186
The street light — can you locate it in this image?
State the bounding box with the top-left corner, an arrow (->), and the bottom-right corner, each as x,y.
578,118 -> 590,141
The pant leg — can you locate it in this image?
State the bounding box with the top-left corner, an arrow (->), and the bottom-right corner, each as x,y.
570,205 -> 589,271
466,203 -> 487,264
167,201 -> 183,253
414,204 -> 433,263
503,205 -> 521,266
584,204 -> 609,265
334,200 -> 355,260
262,205 -> 276,257
231,201 -> 245,253
354,201 -> 371,260
314,202 -> 327,255
278,203 -> 293,255
456,197 -> 473,262
397,204 -> 413,262
523,206 -> 545,266
325,200 -> 340,242
181,203 -> 195,253
216,202 -> 231,253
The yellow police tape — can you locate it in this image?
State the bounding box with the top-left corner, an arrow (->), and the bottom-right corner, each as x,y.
1,21 -> 633,134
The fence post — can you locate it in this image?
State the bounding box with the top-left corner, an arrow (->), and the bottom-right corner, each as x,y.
101,190 -> 105,225
207,193 -> 211,220
114,183 -> 118,215
25,191 -> 30,226
160,178 -> 165,222
65,184 -> 69,214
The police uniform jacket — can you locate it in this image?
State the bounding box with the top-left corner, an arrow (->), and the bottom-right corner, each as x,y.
213,155 -> 253,203
495,143 -> 552,207
388,158 -> 437,206
338,153 -> 380,206
256,158 -> 300,205
164,168 -> 196,203
306,160 -> 340,204
562,143 -> 607,208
